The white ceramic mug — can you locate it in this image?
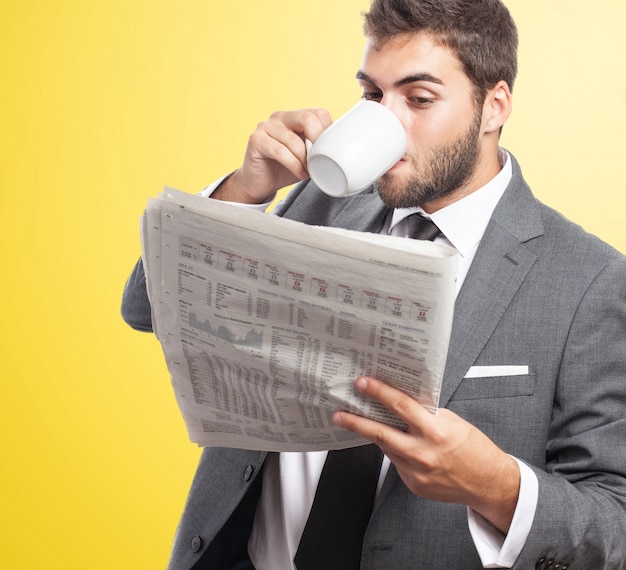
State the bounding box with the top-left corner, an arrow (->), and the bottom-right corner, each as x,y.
306,100 -> 407,197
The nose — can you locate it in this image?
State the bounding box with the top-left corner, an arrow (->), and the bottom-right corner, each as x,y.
378,95 -> 407,130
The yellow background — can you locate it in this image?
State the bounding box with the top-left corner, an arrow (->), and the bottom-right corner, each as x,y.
1,1 -> 624,568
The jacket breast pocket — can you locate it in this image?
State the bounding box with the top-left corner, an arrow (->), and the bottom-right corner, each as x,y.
449,371 -> 536,401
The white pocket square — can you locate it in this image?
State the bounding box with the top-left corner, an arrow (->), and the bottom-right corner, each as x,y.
464,365 -> 529,379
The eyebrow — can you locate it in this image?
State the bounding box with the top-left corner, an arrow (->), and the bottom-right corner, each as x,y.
356,70 -> 443,88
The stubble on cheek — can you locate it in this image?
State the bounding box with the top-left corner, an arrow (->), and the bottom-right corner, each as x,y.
374,113 -> 482,209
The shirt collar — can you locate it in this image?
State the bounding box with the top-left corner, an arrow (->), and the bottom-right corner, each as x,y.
389,149 -> 512,257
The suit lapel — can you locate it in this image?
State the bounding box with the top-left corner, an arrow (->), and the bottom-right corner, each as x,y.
439,156 -> 544,407
326,191 -> 390,233
276,181 -> 390,233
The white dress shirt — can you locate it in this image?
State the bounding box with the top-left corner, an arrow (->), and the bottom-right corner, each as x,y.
200,150 -> 538,569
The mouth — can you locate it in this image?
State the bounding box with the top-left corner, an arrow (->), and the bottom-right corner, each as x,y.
389,157 -> 407,171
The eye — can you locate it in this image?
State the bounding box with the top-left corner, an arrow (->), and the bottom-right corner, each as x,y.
409,96 -> 434,107
361,91 -> 383,102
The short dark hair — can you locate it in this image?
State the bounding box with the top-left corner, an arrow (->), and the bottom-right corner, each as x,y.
363,0 -> 518,100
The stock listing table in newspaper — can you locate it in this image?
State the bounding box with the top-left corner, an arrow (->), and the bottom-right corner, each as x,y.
142,188 -> 458,451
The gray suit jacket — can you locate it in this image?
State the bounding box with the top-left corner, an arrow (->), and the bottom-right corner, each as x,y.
122,155 -> 626,569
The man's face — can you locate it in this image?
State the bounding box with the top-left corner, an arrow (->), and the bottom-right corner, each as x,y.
357,33 -> 488,211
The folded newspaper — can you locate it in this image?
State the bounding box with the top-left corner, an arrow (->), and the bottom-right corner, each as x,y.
141,188 -> 458,451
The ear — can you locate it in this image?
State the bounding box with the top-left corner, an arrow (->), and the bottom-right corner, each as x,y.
482,80 -> 512,134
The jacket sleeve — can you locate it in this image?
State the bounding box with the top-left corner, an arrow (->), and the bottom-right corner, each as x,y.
514,256 -> 626,569
120,257 -> 153,333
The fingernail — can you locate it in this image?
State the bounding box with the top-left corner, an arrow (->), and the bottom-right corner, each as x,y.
356,376 -> 369,391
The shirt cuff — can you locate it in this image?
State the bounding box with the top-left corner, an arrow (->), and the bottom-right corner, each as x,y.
198,173 -> 274,211
467,457 -> 538,568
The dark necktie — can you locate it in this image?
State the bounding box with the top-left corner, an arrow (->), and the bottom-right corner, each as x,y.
405,212 -> 442,241
294,213 -> 441,570
294,444 -> 384,570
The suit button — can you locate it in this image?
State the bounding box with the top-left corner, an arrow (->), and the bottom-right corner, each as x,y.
191,535 -> 203,553
244,464 -> 255,481
536,559 -> 547,570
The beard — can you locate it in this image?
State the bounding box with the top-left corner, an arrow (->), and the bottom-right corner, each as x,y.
375,109 -> 483,209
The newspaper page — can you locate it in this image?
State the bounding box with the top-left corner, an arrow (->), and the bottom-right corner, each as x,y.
141,188 -> 458,451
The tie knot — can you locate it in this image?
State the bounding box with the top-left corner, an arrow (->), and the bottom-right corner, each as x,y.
405,213 -> 442,241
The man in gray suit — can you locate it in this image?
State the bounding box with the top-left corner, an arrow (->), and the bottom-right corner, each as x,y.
122,0 -> 626,568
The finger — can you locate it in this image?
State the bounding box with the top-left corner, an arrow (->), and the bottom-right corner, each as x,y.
268,108 -> 333,153
250,109 -> 333,179
333,408 -> 410,452
353,376 -> 432,427
265,133 -> 309,179
277,107 -> 333,142
247,126 -> 308,180
305,107 -> 334,139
